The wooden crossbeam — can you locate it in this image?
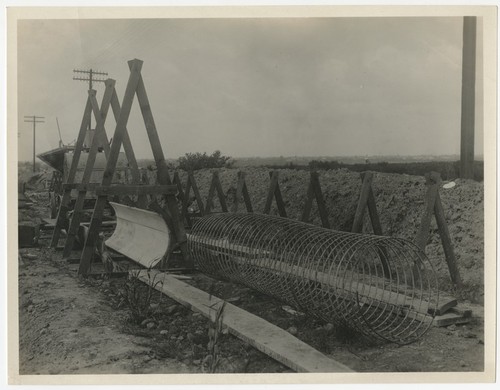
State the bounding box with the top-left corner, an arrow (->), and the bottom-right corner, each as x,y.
301,171 -> 330,228
416,172 -> 462,288
205,171 -> 228,214
181,171 -> 205,226
62,183 -> 100,191
232,171 -> 253,213
79,59 -> 192,276
263,171 -> 287,217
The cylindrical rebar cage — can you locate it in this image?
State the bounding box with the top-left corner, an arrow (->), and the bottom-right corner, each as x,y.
189,213 -> 439,344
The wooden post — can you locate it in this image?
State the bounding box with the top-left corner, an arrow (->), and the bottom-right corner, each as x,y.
130,59 -> 191,269
263,171 -> 287,217
460,16 -> 477,179
62,87 -> 113,258
362,172 -> 384,236
233,171 -> 253,213
301,171 -> 330,228
351,172 -> 389,276
415,172 -> 440,251
181,171 -> 205,226
109,81 -> 146,208
416,172 -> 463,288
50,95 -> 92,247
205,171 -> 228,214
434,194 -> 463,288
352,172 -> 375,233
173,171 -> 185,201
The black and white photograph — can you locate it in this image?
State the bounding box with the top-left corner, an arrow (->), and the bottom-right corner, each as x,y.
4,3 -> 497,386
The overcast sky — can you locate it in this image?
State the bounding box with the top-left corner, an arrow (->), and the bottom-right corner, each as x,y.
17,17 -> 483,161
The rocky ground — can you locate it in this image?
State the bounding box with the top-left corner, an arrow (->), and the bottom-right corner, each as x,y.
16,166 -> 486,376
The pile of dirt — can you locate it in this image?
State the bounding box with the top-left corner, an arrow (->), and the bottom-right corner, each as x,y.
148,167 -> 484,302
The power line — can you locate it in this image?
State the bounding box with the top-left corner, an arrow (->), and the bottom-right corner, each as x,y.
24,115 -> 45,172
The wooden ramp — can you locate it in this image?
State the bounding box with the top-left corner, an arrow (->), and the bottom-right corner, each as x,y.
134,270 -> 355,373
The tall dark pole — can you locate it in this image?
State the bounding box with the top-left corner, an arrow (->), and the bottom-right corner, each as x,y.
460,16 -> 477,179
24,115 -> 45,172
73,68 -> 108,132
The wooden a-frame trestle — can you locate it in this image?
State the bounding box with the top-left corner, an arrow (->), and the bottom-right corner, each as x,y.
60,79 -> 147,258
78,59 -> 192,276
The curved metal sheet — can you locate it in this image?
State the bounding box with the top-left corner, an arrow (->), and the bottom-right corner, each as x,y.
106,202 -> 171,268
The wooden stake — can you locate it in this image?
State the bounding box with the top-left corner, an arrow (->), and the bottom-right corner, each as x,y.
205,171 -> 228,213
62,87 -> 114,258
415,172 -> 440,251
173,171 -> 185,200
263,171 -> 287,217
301,171 -> 330,228
351,172 -> 389,276
416,172 -> 462,288
233,171 -> 253,213
50,95 -> 92,247
181,171 -> 205,226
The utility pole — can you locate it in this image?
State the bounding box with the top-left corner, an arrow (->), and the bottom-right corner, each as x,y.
24,115 -> 45,172
73,68 -> 108,132
460,16 -> 477,179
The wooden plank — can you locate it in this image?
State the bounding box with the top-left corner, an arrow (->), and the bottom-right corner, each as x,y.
95,184 -> 177,196
205,171 -> 228,213
109,81 -> 147,207
433,309 -> 472,327
240,172 -> 253,213
300,175 -> 315,223
415,172 -> 440,251
356,172 -> 390,276
351,172 -> 373,233
301,171 -> 330,228
135,270 -> 354,373
263,171 -> 287,217
189,172 -> 205,214
434,193 -> 463,288
63,87 -> 114,258
62,183 -> 100,191
363,173 -> 383,235
173,171 -> 185,200
428,297 -> 458,316
233,171 -> 253,213
311,172 -> 330,229
50,95 -> 92,248
181,173 -> 193,226
132,59 -> 192,270
133,62 -> 171,185
214,171 -> 228,212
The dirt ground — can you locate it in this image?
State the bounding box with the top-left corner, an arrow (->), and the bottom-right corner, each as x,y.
16,167 -> 486,375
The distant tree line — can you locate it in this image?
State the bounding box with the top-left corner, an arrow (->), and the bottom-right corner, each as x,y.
263,160 -> 483,181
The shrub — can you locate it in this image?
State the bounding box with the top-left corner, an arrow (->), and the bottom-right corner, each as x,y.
178,150 -> 233,171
